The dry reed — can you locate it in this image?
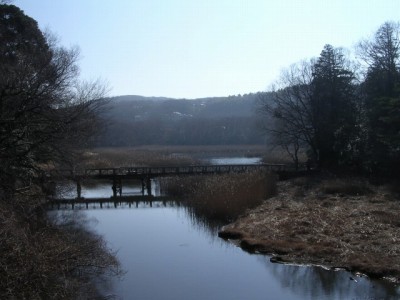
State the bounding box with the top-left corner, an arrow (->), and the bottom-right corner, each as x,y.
80,147 -> 200,169
79,145 -> 270,169
161,171 -> 277,221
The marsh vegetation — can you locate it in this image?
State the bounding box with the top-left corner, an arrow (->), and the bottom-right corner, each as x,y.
220,176 -> 400,283
79,145 -> 272,169
160,171 -> 277,222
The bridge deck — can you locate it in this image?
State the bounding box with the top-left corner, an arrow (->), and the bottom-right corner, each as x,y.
56,163 -> 287,179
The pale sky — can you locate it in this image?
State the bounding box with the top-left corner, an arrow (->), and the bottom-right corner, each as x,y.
14,0 -> 400,99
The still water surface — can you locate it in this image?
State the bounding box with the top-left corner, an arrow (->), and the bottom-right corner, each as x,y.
56,198 -> 400,298
55,157 -> 399,299
81,204 -> 398,300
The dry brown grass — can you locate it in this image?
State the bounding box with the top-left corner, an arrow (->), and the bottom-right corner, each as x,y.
79,145 -> 270,169
261,148 -> 307,165
80,147 -> 199,168
320,178 -> 372,195
220,177 -> 400,282
160,171 -> 277,221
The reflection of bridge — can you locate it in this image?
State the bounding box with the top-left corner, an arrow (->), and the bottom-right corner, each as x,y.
53,163 -> 287,199
48,195 -> 175,210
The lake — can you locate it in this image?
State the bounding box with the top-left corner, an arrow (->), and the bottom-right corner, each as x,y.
53,178 -> 400,300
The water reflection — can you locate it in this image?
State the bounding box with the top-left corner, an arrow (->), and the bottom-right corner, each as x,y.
47,210 -> 123,298
183,204 -> 225,235
50,199 -> 178,210
55,179 -> 160,199
263,258 -> 400,300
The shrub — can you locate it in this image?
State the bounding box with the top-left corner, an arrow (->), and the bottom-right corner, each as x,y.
320,179 -> 372,196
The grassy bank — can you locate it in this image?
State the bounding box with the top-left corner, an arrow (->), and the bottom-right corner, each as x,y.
219,176 -> 400,283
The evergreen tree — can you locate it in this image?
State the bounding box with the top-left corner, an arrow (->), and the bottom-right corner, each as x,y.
259,45 -> 359,169
358,22 -> 400,174
311,45 -> 358,167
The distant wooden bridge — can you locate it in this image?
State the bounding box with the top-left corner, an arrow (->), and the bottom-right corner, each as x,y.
50,163 -> 287,199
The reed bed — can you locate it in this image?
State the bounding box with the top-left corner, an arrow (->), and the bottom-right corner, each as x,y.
80,147 -> 200,169
79,145 -> 270,169
160,171 -> 277,221
261,148 -> 307,165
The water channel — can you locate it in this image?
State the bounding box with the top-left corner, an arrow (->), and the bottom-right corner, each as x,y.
52,157 -> 400,299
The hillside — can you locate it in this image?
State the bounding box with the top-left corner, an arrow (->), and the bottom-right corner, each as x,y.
96,94 -> 268,146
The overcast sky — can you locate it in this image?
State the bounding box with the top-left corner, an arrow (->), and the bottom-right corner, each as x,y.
14,0 -> 400,99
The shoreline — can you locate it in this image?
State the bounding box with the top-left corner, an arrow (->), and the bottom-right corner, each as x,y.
218,176 -> 400,284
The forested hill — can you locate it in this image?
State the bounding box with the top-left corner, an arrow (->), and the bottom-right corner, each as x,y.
96,94 -> 266,146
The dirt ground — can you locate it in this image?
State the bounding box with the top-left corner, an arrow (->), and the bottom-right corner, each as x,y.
219,176 -> 400,283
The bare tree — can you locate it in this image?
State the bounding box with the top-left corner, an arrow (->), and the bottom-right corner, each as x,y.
258,60 -> 315,168
357,22 -> 399,75
259,45 -> 359,169
0,4 -> 108,197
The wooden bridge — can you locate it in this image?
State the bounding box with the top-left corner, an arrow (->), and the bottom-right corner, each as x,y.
65,163 -> 286,178
51,163 -> 287,199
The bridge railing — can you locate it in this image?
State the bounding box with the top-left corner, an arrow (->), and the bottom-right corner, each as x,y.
85,168 -> 117,176
121,163 -> 287,175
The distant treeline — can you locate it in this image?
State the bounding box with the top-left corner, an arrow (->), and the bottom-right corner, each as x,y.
95,94 -> 266,146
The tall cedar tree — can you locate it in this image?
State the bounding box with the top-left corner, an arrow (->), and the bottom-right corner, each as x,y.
311,45 -> 358,167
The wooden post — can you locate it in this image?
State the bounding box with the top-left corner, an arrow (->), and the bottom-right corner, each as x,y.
76,179 -> 82,199
112,178 -> 117,198
118,177 -> 122,196
141,178 -> 145,195
146,177 -> 152,196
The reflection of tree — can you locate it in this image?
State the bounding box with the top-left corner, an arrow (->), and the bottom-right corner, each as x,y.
259,256 -> 400,299
182,203 -> 226,236
46,210 -> 124,298
1,199 -> 123,299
